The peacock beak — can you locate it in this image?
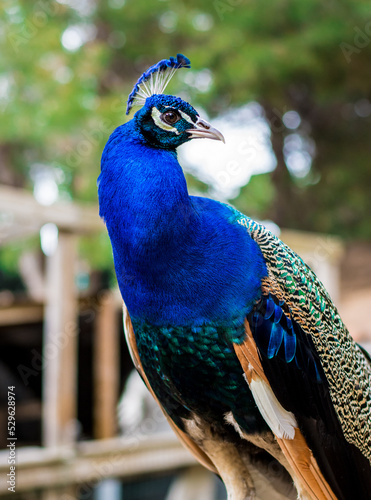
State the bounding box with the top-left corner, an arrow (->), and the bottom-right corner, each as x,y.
187,117 -> 225,143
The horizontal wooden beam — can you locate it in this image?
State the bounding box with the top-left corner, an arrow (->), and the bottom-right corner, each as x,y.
0,186 -> 103,242
0,291 -> 123,327
0,435 -> 197,494
0,304 -> 43,326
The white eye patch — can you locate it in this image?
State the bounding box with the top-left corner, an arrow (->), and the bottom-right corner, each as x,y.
151,107 -> 179,134
178,109 -> 195,125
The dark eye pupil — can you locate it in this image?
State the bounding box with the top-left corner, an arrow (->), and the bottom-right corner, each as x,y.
162,110 -> 179,125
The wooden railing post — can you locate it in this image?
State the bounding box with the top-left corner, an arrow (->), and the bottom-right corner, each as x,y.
42,230 -> 79,448
94,291 -> 120,439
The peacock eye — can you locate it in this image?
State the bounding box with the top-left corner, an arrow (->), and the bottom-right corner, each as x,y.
161,109 -> 181,125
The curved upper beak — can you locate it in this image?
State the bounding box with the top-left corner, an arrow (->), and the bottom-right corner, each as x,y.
187,117 -> 225,143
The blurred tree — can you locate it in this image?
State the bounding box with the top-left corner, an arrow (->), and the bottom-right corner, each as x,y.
1,0 -> 371,251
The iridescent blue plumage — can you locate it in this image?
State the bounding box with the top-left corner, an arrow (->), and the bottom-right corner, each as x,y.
99,55 -> 371,500
251,295 -> 296,363
99,94 -> 266,328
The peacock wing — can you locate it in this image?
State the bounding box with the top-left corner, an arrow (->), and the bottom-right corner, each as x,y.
232,213 -> 371,500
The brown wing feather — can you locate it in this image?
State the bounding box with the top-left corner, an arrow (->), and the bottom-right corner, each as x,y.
233,320 -> 337,500
123,305 -> 217,474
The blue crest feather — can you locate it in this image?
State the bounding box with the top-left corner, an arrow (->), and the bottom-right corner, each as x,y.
126,54 -> 191,115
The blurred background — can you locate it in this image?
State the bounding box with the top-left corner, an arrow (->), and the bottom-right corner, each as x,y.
1,0 -> 371,498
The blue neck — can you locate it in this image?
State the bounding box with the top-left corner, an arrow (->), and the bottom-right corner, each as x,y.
99,121 -> 193,260
99,121 -> 267,327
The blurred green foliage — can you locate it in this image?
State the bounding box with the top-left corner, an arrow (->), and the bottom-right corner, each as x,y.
233,173 -> 274,218
1,0 -> 371,277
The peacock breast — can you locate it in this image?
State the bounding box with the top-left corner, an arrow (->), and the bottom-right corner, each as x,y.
132,318 -> 268,435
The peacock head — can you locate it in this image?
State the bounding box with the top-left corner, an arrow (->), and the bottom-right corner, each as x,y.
127,54 -> 225,149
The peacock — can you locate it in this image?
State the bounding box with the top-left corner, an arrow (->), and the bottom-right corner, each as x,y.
98,54 -> 371,500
